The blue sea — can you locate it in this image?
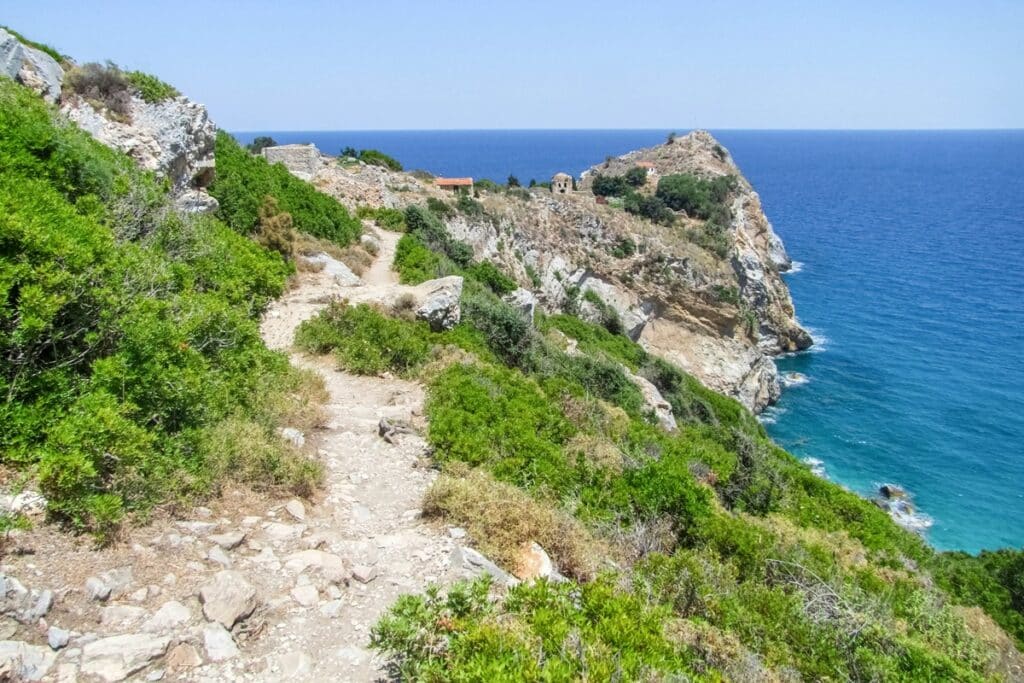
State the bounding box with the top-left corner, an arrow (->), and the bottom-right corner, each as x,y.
235,129 -> 1024,553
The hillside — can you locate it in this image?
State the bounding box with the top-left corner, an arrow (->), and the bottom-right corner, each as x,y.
0,26 -> 1022,683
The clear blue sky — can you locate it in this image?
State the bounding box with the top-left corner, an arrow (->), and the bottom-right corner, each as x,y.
4,1 -> 1022,130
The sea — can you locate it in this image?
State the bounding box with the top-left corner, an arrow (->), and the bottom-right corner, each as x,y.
234,129 -> 1024,553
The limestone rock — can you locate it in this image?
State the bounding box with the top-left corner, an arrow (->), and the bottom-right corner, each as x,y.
80,633 -> 170,682
412,276 -> 463,331
284,498 -> 306,520
199,570 -> 256,628
0,29 -> 64,103
455,546 -> 519,587
47,626 -> 70,650
503,288 -> 537,322
284,550 -> 347,582
275,650 -> 312,679
0,490 -> 47,516
303,253 -> 361,287
513,541 -> 555,581
351,564 -> 377,584
85,567 -> 132,602
263,522 -> 306,542
173,189 -> 219,214
625,371 -> 677,432
208,530 -> 246,551
201,623 -> 238,662
99,605 -> 147,629
61,92 -> 216,192
141,601 -> 191,633
165,643 -> 202,670
290,584 -> 319,607
206,546 -> 232,568
0,640 -> 56,681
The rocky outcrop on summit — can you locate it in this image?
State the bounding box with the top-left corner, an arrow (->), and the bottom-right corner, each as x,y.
0,28 -> 64,103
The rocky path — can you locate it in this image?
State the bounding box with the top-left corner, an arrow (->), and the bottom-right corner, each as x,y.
0,230 -> 481,682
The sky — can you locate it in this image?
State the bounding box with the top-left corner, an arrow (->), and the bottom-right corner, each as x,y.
4,1 -> 1022,130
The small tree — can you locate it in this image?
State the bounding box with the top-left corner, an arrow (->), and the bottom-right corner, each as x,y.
256,196 -> 295,259
247,136 -> 277,154
666,131 -> 677,145
507,174 -> 520,188
341,146 -> 358,158
528,179 -> 537,188
624,166 -> 648,187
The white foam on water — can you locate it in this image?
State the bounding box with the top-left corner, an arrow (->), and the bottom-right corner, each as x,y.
757,405 -> 787,425
874,483 -> 935,533
802,457 -> 828,478
785,260 -> 805,274
782,372 -> 810,388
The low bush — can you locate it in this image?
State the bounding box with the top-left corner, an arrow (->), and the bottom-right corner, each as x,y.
64,61 -> 132,119
656,172 -> 737,222
294,302 -> 434,376
356,148 -> 402,171
246,136 -> 277,154
464,260 -> 517,295
355,205 -> 406,232
372,576 -> 699,681
425,467 -> 606,580
124,70 -> 179,103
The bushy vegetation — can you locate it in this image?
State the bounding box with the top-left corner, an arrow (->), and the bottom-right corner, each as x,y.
355,205 -> 406,232
656,172 -> 737,223
64,61 -> 133,119
210,131 -> 361,246
340,146 -> 403,171
590,173 -> 675,225
933,549 -> 1024,648
0,78 -> 319,541
124,70 -> 180,103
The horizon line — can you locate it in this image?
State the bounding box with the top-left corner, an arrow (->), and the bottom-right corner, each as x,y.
230,127 -> 1024,133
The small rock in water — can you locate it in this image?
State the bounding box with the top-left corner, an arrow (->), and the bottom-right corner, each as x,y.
879,483 -> 906,500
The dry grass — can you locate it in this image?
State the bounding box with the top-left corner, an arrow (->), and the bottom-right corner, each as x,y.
424,466 -> 611,581
390,292 -> 417,320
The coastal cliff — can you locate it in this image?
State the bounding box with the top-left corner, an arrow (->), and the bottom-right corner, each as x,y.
302,131 -> 811,411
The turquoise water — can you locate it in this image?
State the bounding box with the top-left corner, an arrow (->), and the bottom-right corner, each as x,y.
236,130 -> 1024,552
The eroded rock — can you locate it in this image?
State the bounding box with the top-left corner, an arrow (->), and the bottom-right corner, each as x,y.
199,571 -> 256,628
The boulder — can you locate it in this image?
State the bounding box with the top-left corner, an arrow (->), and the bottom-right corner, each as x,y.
283,550 -> 347,582
351,564 -> 377,584
47,626 -> 70,650
503,288 -> 537,322
285,498 -> 306,520
290,584 -> 319,607
412,276 -> 463,331
198,571 -> 256,628
513,541 -> 555,582
85,567 -> 133,602
455,546 -> 519,587
141,601 -> 192,633
0,640 -> 56,681
80,633 -> 170,682
165,643 -> 202,670
99,605 -> 148,629
303,252 -> 361,287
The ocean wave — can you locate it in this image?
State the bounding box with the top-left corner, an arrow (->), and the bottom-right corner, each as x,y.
757,405 -> 787,425
874,482 -> 935,533
782,371 -> 810,388
802,457 -> 828,478
786,260 -> 805,274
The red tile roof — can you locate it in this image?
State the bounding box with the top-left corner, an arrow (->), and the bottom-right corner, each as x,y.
435,177 -> 474,186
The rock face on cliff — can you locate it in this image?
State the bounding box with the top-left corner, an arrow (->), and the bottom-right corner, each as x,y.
0,28 -> 64,103
301,131 -> 809,412
61,94 -> 217,194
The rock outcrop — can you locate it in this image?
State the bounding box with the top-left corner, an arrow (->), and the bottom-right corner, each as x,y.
61,93 -> 216,193
0,28 -> 64,103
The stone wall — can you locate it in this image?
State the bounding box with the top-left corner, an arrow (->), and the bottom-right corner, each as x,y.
263,144 -> 322,180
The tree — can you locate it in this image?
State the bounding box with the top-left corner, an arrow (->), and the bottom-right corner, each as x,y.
256,195 -> 295,259
666,131 -> 677,145
507,174 -> 520,188
341,146 -> 358,158
247,136 -> 277,154
624,166 -> 648,187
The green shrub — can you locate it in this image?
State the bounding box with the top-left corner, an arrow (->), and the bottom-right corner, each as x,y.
356,148 -> 402,171
295,302 -> 433,376
624,165 -> 649,187
372,576 -> 701,681
465,260 -> 517,295
355,205 -> 406,232
932,549 -> 1024,648
426,197 -> 454,218
124,70 -> 180,103
590,173 -> 631,198
403,204 -> 472,267
210,131 -> 361,246
656,173 -> 737,222
393,234 -> 447,284
456,193 -> 485,217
